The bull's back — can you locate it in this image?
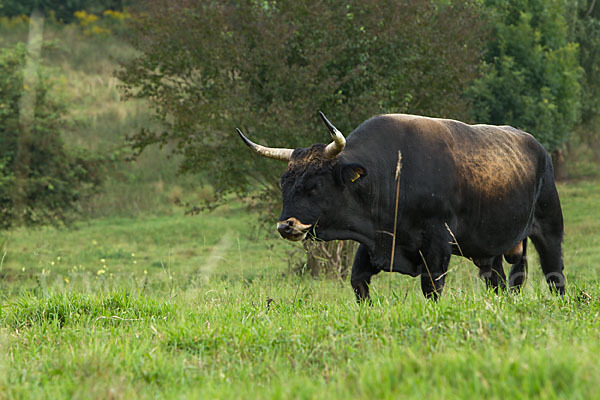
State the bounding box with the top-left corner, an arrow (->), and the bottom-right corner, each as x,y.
348,114 -> 543,195
347,114 -> 547,257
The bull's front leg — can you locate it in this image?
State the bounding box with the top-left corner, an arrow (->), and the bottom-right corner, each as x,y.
420,271 -> 447,300
419,227 -> 451,300
350,244 -> 380,303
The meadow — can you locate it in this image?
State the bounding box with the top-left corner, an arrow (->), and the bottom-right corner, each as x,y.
0,180 -> 599,399
1,14 -> 600,400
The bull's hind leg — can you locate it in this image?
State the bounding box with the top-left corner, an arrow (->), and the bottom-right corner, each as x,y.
530,177 -> 566,295
350,244 -> 380,302
475,257 -> 506,293
487,257 -> 507,292
508,239 -> 528,292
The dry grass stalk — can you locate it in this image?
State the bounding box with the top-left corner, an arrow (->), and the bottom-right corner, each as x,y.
445,222 -> 464,257
389,151 -> 403,292
418,250 -> 437,295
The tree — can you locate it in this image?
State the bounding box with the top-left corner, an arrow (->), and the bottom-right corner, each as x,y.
571,0 -> 600,125
118,0 -> 486,275
468,0 -> 583,157
569,0 -> 600,169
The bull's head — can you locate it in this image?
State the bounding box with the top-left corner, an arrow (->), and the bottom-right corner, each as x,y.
237,112 -> 367,241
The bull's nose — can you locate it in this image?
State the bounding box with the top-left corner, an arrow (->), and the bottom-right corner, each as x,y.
277,219 -> 295,237
276,217 -> 313,241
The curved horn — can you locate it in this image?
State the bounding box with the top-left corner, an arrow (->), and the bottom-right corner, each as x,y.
236,128 -> 293,162
319,111 -> 346,158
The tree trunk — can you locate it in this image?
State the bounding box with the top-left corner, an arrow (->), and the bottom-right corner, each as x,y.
13,10 -> 44,224
552,149 -> 568,181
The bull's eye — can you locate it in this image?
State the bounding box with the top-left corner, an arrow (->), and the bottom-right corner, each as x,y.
304,181 -> 320,196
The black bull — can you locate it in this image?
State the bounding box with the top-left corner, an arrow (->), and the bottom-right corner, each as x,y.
237,113 -> 565,300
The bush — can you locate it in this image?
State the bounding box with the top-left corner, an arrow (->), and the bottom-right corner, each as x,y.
0,43 -> 104,228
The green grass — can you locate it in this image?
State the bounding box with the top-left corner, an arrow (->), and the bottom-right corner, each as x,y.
0,180 -> 599,399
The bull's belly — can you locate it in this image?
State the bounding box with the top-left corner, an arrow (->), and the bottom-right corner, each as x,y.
456,241 -> 521,259
453,214 -> 532,259
452,187 -> 536,258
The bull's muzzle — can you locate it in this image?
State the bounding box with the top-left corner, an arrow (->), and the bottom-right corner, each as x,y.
277,217 -> 312,241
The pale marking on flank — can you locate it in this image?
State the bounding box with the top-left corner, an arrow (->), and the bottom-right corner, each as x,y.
504,241 -> 524,259
449,126 -> 536,197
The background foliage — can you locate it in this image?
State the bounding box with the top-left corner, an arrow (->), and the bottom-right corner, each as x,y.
0,43 -> 104,228
572,0 -> 600,124
467,0 -> 583,152
1,0 -> 598,271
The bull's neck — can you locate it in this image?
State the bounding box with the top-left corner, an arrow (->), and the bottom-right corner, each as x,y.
318,215 -> 376,250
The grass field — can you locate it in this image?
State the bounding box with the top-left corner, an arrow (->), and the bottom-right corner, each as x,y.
0,180 -> 599,399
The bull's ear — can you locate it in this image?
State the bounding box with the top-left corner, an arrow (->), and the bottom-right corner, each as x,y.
339,163 -> 367,185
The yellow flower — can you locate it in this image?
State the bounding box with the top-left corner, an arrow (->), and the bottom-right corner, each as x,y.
143,270 -> 147,275
75,10 -> 99,27
103,9 -> 128,20
100,258 -> 105,263
74,10 -> 87,20
64,277 -> 70,284
97,269 -> 106,275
